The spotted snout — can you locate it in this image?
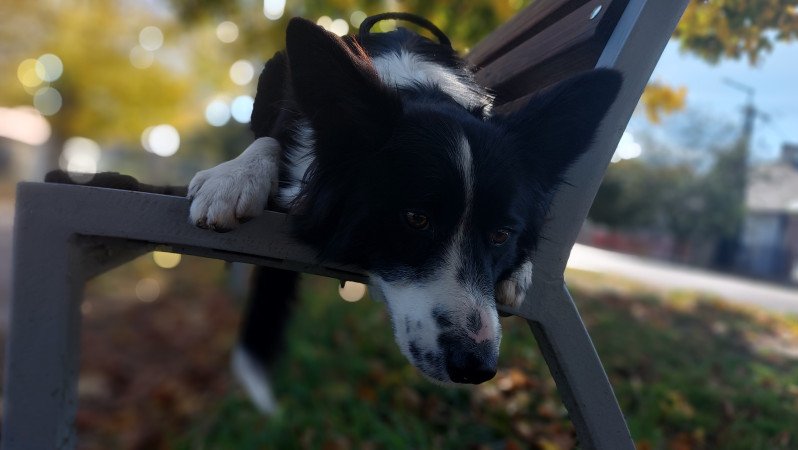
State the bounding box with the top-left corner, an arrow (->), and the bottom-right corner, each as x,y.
439,333 -> 497,384
373,276 -> 502,385
403,306 -> 499,384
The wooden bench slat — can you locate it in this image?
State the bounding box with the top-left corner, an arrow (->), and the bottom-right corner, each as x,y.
467,0 -> 590,68
476,0 -> 608,103
475,0 -> 629,107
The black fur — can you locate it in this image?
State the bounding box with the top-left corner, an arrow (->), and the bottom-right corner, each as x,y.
241,15 -> 621,386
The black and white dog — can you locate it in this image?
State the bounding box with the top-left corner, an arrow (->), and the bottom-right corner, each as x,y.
187,15 -> 621,412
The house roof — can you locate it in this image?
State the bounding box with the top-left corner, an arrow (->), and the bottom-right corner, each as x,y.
746,162 -> 798,213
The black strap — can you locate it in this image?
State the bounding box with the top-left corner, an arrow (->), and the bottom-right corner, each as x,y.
358,12 -> 452,49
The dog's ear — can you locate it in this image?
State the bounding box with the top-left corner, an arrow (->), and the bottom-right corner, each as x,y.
285,18 -> 401,155
499,69 -> 622,185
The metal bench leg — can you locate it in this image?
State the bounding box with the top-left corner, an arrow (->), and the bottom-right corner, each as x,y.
2,226 -> 85,449
1,199 -> 146,449
527,282 -> 634,450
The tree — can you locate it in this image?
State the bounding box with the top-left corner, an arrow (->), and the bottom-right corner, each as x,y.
589,125 -> 747,265
674,0 -> 798,65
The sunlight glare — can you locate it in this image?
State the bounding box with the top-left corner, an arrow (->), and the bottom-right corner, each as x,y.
37,54 -> 63,82
350,11 -> 367,28
147,124 -> 180,157
153,251 -> 181,269
139,26 -> 164,51
330,19 -> 349,36
264,0 -> 286,20
129,46 -> 154,69
316,16 -> 333,30
229,60 -> 255,85
33,87 -> 62,115
216,21 -> 239,43
61,137 -> 101,183
339,282 -> 367,302
231,95 -> 254,123
612,131 -> 642,163
17,59 -> 44,88
136,278 -> 160,303
0,107 -> 51,145
205,99 -> 231,127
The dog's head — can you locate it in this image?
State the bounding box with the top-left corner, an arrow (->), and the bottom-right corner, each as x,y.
285,18 -> 621,383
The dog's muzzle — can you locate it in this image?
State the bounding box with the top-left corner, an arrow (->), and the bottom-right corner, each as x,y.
440,333 -> 497,384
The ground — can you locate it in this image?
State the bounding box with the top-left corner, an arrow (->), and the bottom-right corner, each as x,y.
11,253 -> 794,450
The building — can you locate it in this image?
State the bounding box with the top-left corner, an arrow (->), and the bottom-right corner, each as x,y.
740,144 -> 798,283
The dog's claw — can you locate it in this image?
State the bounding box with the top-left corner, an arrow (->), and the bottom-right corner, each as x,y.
188,137 -> 280,232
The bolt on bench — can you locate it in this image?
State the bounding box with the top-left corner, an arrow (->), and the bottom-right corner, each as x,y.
2,0 -> 687,448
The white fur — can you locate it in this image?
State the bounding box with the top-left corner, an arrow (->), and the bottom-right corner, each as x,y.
188,137 -> 280,230
372,51 -> 492,113
369,136 -> 501,383
232,345 -> 278,414
276,120 -> 315,209
496,259 -> 533,309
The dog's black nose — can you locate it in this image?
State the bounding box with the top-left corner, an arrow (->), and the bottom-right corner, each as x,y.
446,354 -> 497,384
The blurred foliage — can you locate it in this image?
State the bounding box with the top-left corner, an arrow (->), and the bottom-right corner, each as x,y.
675,0 -> 798,65
3,0 -> 798,156
0,1 -> 193,144
70,259 -> 798,449
640,83 -> 687,124
590,134 -> 746,255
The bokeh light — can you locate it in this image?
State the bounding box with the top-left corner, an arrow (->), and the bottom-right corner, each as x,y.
612,131 -> 642,162
36,54 -> 63,82
61,136 -> 101,182
216,21 -> 239,43
33,87 -> 62,115
129,46 -> 154,69
0,107 -> 51,145
146,124 -> 180,157
135,278 -> 160,302
229,59 -> 255,85
330,19 -> 349,36
339,282 -> 367,302
231,95 -> 253,123
17,58 -> 45,88
350,11 -> 367,28
205,99 -> 231,127
139,26 -> 164,51
153,251 -> 181,269
140,126 -> 153,152
263,0 -> 285,20
316,16 -> 333,30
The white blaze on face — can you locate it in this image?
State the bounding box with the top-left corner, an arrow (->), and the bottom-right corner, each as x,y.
369,136 -> 501,383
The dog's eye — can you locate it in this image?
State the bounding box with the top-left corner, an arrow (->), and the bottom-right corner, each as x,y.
404,210 -> 430,230
490,228 -> 511,246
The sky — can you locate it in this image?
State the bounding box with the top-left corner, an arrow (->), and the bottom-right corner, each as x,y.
633,38 -> 798,163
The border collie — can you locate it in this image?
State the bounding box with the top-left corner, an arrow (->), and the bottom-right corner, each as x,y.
187,14 -> 621,413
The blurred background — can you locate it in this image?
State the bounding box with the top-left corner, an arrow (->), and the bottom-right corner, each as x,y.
2,0 -> 798,449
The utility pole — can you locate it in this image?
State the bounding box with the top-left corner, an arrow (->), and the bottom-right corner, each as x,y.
723,78 -> 769,154
713,78 -> 768,270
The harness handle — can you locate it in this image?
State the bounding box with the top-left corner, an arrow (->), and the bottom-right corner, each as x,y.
358,12 -> 452,49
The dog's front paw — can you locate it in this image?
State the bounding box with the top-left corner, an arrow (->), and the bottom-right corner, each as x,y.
496,260 -> 533,309
188,137 -> 280,232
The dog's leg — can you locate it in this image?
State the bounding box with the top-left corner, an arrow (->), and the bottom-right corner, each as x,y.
187,137 -> 281,231
496,259 -> 533,309
233,266 -> 299,415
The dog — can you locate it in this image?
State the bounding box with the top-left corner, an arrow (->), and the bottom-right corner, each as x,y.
187,14 -> 621,413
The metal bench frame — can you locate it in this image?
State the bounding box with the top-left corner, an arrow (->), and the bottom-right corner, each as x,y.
2,0 -> 687,448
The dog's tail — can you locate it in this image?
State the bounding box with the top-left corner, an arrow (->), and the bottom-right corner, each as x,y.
233,266 -> 300,414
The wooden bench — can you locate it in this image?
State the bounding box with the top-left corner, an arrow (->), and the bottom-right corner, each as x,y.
1,1 -> 688,448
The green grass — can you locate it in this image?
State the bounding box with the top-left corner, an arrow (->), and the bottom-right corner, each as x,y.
173,274 -> 798,450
